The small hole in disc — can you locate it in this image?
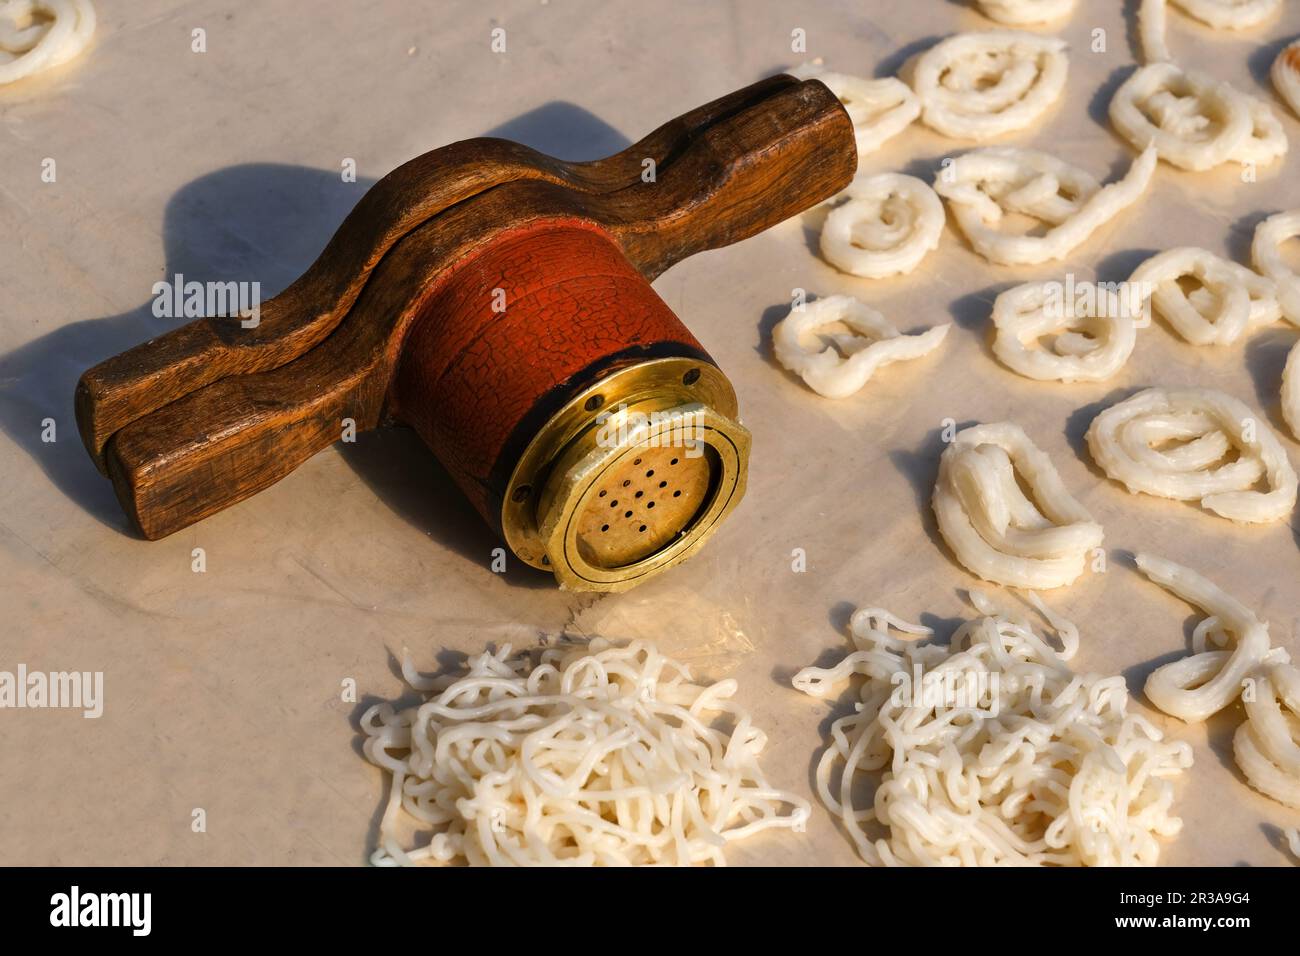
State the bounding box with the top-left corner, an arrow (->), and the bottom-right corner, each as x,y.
511,484 -> 531,503
584,395 -> 604,412
682,368 -> 701,386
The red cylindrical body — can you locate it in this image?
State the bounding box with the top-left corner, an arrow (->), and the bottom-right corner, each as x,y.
390,218 -> 714,533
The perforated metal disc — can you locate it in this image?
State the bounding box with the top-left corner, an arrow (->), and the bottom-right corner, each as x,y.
574,445 -> 715,568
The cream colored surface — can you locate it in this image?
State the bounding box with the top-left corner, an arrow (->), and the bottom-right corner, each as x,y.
1,0 -> 1299,866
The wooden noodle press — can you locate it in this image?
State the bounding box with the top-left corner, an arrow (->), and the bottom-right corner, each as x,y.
75,76 -> 856,591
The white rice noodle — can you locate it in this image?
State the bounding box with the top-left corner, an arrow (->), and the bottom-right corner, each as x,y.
772,294 -> 950,399
976,0 -> 1077,26
791,63 -> 921,157
0,0 -> 95,85
1138,555 -> 1300,810
1139,0 -> 1174,62
934,146 -> 1156,265
912,32 -> 1069,140
1274,39 -> 1300,119
362,639 -> 811,866
1252,210 -> 1300,325
820,173 -> 944,278
933,421 -> 1104,588
1140,0 -> 1282,63
1234,661 -> 1300,809
1110,63 -> 1288,171
793,596 -> 1193,866
1283,339 -> 1300,441
1128,247 -> 1281,345
991,279 -> 1138,382
1135,553 -> 1276,723
1087,387 -> 1298,524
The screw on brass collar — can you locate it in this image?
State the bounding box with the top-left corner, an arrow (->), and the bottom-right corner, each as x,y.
500,358 -> 750,591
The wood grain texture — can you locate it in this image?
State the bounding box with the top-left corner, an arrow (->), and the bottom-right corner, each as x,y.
77,76 -> 857,540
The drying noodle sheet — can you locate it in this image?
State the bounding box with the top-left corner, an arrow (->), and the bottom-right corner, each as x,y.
1110,62 -> 1288,170
934,146 -> 1155,265
772,294 -> 949,399
361,639 -> 810,866
820,173 -> 944,278
1252,210 -> 1300,325
976,0 -> 1077,26
791,63 -> 920,158
911,32 -> 1068,140
0,0 -> 94,85
1129,247 -> 1282,345
990,279 -> 1139,382
1087,387 -> 1298,524
1274,39 -> 1300,119
792,597 -> 1193,866
932,421 -> 1103,588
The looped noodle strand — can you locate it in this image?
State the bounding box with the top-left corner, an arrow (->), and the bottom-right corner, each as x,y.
1110,62 -> 1287,170
912,32 -> 1069,140
0,0 -> 95,85
933,421 -> 1104,588
820,173 -> 944,278
990,279 -> 1140,382
1129,247 -> 1282,345
934,146 -> 1155,265
1087,387 -> 1298,524
772,294 -> 949,399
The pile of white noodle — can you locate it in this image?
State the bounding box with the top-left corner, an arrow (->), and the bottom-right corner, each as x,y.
792,594 -> 1193,866
362,639 -> 809,866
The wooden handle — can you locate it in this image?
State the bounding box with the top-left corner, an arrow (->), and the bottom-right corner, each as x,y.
77,77 -> 856,540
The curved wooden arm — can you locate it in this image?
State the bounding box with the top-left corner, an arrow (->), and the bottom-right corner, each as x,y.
77,76 -> 856,539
